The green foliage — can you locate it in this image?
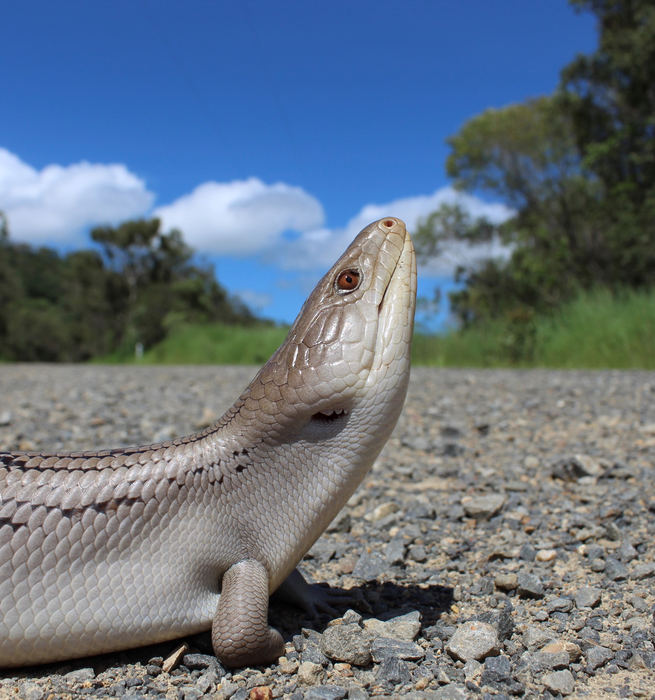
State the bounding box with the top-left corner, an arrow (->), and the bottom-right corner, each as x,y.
412,286 -> 655,369
418,0 -> 655,328
0,216 -> 258,362
97,323 -> 289,365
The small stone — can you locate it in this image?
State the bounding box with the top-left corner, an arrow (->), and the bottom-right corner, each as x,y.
320,624 -> 372,665
384,537 -> 405,565
475,609 -> 515,641
494,573 -> 518,591
462,659 -> 482,681
298,661 -> 326,685
351,551 -> 388,581
432,685 -> 469,699
0,411 -> 12,426
542,669 -> 575,696
631,562 -> 655,580
574,587 -> 602,609
586,646 -> 614,670
542,641 -> 582,663
408,545 -> 427,562
446,621 -> 501,661
518,544 -> 536,561
216,680 -> 239,700
591,558 -> 606,571
365,502 -> 399,524
375,656 -> 411,686
370,637 -> 425,662
605,556 -> 628,581
462,493 -> 505,519
347,688 -> 368,700
481,655 -> 511,684
382,611 -> 422,641
616,540 -> 638,563
19,683 -> 43,700
249,688 -> 272,700
536,549 -> 557,562
517,572 -> 544,598
546,597 -> 573,614
524,455 -> 540,468
63,668 -> 96,683
522,626 -> 556,650
304,686 -> 348,700
528,651 -> 570,672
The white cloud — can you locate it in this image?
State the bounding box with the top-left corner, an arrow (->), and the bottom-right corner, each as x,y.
234,289 -> 273,312
153,178 -> 324,255
278,186 -> 514,276
0,148 -> 153,245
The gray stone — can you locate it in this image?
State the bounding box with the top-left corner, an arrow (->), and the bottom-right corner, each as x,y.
475,609 -> 515,641
429,687 -> 467,700
546,597 -> 573,614
605,556 -> 628,581
542,669 -> 575,696
409,544 -> 427,562
375,656 -> 411,687
351,551 -> 388,581
517,572 -> 544,598
19,683 -> 44,700
463,493 -> 505,519
63,668 -> 96,683
631,562 -> 655,580
591,558 -> 606,571
574,586 -> 602,609
347,688 -> 368,700
481,654 -> 511,684
616,540 -> 638,563
518,544 -> 536,561
370,637 -> 425,662
522,626 -> 556,650
586,646 -> 614,670
385,537 -> 406,565
0,411 -> 11,426
320,623 -> 372,666
301,643 -> 328,666
305,686 -> 348,700
446,621 -> 501,661
528,651 -> 570,673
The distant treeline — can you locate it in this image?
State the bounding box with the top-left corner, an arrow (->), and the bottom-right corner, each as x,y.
415,0 -> 655,338
0,216 -> 260,362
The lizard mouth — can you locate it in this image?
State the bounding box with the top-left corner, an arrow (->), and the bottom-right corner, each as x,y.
311,408 -> 349,422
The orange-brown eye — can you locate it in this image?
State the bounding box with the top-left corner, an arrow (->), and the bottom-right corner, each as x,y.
336,269 -> 360,292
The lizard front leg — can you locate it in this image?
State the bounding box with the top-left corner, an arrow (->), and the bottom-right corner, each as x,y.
212,559 -> 284,668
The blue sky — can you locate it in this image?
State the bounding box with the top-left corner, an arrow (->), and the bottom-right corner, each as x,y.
1,1 -> 597,329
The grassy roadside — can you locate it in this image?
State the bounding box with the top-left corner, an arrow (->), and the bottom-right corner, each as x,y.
95,287 -> 655,369
413,286 -> 655,369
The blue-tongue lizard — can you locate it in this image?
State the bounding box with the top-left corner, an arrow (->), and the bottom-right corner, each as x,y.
0,217 -> 416,668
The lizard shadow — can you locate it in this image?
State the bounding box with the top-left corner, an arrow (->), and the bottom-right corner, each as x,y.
0,582 -> 455,681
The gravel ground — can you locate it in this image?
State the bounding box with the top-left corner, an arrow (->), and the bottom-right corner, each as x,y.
1,365 -> 654,700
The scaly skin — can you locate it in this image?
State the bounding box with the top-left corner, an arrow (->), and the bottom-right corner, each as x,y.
0,217 -> 416,668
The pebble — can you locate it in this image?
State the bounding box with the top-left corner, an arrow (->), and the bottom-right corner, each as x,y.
542,669 -> 576,695
445,621 -> 501,661
320,624 -> 372,665
574,586 -> 602,609
1,366 -> 654,700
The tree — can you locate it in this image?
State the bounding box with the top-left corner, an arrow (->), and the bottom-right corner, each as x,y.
559,0 -> 655,287
91,218 -> 256,348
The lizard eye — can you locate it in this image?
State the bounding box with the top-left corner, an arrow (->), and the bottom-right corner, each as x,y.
335,269 -> 361,293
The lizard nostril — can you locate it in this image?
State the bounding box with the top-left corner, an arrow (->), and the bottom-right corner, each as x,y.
383,219 -> 395,228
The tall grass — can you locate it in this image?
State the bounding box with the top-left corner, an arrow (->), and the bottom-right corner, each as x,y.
413,286 -> 655,369
98,323 -> 289,365
96,287 -> 654,369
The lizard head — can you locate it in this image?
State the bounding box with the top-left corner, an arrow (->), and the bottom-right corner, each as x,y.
239,217 -> 416,437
